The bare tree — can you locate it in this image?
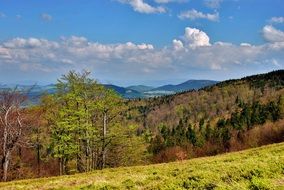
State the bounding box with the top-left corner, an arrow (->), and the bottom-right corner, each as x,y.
0,89 -> 27,181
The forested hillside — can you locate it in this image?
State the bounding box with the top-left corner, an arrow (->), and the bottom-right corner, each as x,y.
126,70 -> 284,162
0,70 -> 283,182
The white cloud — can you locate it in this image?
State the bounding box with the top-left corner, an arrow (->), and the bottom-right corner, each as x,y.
178,9 -> 219,22
263,25 -> 284,43
204,0 -> 223,9
137,43 -> 154,49
3,38 -> 59,49
172,39 -> 184,50
240,43 -> 252,47
0,47 -> 12,60
41,13 -> 52,21
181,27 -> 211,47
169,41 -> 281,71
215,41 -> 232,46
269,17 -> 284,24
0,36 -> 155,69
63,36 -> 89,47
118,0 -> 166,14
266,42 -> 284,50
0,26 -> 283,83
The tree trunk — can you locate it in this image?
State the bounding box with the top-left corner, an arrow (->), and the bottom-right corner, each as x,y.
37,143 -> 40,177
36,133 -> 41,177
64,158 -> 69,174
59,158 -> 63,176
102,112 -> 107,169
2,150 -> 11,182
143,113 -> 147,129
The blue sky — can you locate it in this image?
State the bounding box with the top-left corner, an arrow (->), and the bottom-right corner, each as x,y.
0,0 -> 283,86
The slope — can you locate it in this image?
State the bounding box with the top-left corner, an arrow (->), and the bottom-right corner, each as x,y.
145,70 -> 284,129
0,142 -> 283,190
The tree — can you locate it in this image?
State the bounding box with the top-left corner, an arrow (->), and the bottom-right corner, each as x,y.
27,106 -> 48,177
94,88 -> 122,169
43,71 -> 100,174
137,104 -> 152,129
106,124 -> 149,167
0,89 -> 27,181
186,125 -> 197,146
43,71 -> 126,173
278,95 -> 284,118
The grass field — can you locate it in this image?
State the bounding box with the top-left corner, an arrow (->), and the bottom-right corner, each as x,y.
0,143 -> 283,190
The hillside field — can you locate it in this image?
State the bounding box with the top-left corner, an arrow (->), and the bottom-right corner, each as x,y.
0,143 -> 283,190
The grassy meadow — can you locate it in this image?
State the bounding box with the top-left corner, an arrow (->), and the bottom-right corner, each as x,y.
0,142 -> 283,190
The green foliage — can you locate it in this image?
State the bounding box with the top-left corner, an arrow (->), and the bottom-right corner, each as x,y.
278,95 -> 284,118
148,98 -> 283,156
41,71 -> 147,174
228,100 -> 282,130
250,177 -> 272,190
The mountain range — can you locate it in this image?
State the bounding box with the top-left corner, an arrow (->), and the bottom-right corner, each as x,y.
0,79 -> 218,101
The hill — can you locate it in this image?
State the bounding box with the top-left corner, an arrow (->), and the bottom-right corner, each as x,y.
128,70 -> 284,162
144,70 -> 284,128
152,79 -> 218,92
0,142 -> 283,189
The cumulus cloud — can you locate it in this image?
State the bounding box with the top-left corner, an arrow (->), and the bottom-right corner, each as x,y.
118,0 -> 166,14
169,27 -> 283,72
172,39 -> 184,50
170,39 -> 282,71
3,38 -> 59,49
263,25 -> 284,43
0,26 -> 283,84
0,36 -> 156,73
269,17 -> 284,24
204,0 -> 223,9
177,27 -> 211,47
41,13 -> 52,21
178,9 -> 219,22
171,27 -> 211,49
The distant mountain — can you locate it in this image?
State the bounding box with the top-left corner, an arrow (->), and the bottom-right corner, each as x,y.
126,85 -> 154,93
104,84 -> 142,99
0,84 -> 56,93
0,79 -> 219,101
152,80 -> 218,92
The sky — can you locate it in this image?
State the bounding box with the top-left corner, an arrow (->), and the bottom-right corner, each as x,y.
0,0 -> 283,86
